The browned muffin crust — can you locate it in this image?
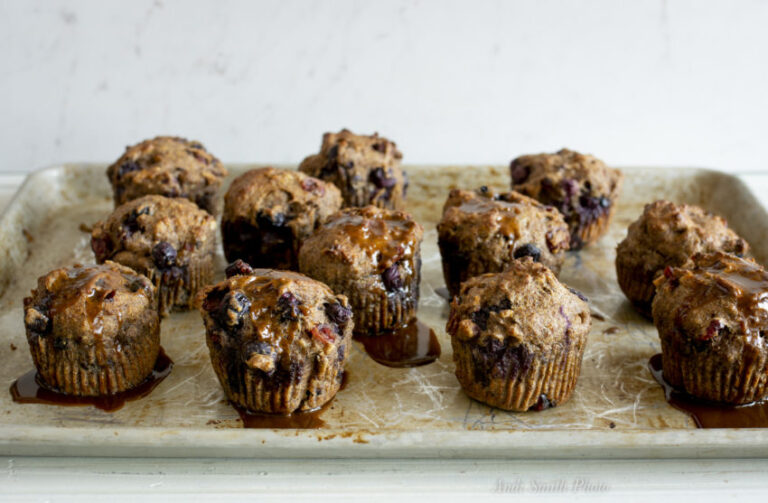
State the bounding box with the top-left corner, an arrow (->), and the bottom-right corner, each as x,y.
652,252 -> 768,405
616,200 -> 749,316
510,148 -> 622,249
437,187 -> 570,296
91,195 -> 217,316
447,259 -> 591,411
23,262 -> 160,396
221,167 -> 343,270
298,205 -> 424,335
298,129 -> 407,210
106,136 -> 227,214
199,268 -> 353,414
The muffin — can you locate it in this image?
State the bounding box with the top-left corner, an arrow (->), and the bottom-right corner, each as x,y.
221,167 -> 343,270
299,206 -> 423,335
91,195 -> 218,316
616,200 -> 749,317
447,259 -> 591,411
106,136 -> 227,214
22,262 -> 160,396
199,267 -> 353,414
437,187 -> 571,297
298,129 -> 407,210
510,148 -> 622,249
652,252 -> 768,405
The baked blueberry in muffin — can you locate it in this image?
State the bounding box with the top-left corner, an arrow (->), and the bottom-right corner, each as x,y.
447,259 -> 591,411
106,136 -> 227,214
221,167 -> 342,270
299,206 -> 423,335
510,148 -> 622,249
298,129 -> 407,210
199,267 -> 353,414
23,262 -> 160,396
91,195 -> 217,316
437,187 -> 570,297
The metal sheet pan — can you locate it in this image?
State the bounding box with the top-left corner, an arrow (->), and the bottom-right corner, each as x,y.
1,163 -> 767,459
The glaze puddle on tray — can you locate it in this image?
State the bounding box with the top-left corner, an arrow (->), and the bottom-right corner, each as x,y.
354,318 -> 441,368
9,348 -> 173,413
649,353 -> 768,428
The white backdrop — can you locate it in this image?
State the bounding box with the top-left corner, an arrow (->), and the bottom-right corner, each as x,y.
1,0 -> 767,173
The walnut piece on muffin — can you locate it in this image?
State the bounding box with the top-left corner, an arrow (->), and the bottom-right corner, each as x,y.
616,199 -> 749,317
298,129 -> 407,210
298,205 -> 424,335
652,252 -> 768,405
91,195 -> 218,316
23,262 -> 160,396
106,136 -> 227,214
221,167 -> 342,270
437,187 -> 570,297
510,148 -> 622,249
447,259 -> 591,411
199,268 -> 353,414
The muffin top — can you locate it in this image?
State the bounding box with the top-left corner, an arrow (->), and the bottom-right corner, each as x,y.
106,136 -> 227,208
223,167 -> 342,236
438,187 -> 570,262
299,205 -> 423,280
447,259 -> 591,351
23,262 -> 156,346
91,195 -> 217,271
199,268 -> 352,374
617,200 -> 749,276
298,129 -> 407,208
652,252 -> 768,347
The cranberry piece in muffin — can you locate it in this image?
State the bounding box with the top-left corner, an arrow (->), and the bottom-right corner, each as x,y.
221,167 -> 342,270
298,206 -> 423,335
106,136 -> 227,214
510,149 -> 622,249
298,129 -> 407,210
23,262 -> 160,396
437,187 -> 570,297
199,269 -> 353,414
447,259 -> 591,411
616,200 -> 749,317
91,195 -> 217,316
652,252 -> 768,405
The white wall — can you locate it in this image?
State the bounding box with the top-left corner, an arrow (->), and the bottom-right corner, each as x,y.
1,0 -> 767,173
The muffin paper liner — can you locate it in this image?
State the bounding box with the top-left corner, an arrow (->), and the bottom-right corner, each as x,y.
570,209 -> 613,250
616,260 -> 656,317
145,254 -> 215,316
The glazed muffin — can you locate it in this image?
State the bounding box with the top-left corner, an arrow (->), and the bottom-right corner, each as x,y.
616,200 -> 749,317
652,252 -> 768,405
437,187 -> 571,297
106,136 -> 227,214
199,267 -> 353,414
221,167 -> 343,270
447,259 -> 591,411
91,195 -> 218,316
510,148 -> 622,249
298,206 -> 423,335
298,129 -> 407,210
23,262 -> 159,396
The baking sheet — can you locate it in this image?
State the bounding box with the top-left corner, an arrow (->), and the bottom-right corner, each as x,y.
1,163 -> 768,459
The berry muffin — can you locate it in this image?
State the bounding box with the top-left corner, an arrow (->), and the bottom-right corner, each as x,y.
23,262 -> 160,396
106,136 -> 227,214
221,167 -> 343,270
298,129 -> 407,210
510,148 -> 622,249
652,252 -> 768,405
199,267 -> 353,414
91,195 -> 218,316
437,187 -> 571,297
447,259 -> 591,411
616,200 -> 749,317
298,206 -> 423,335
